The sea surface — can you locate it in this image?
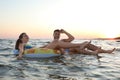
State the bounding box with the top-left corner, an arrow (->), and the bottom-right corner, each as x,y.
0,39 -> 120,80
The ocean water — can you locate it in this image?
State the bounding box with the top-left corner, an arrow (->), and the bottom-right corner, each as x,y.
0,39 -> 120,80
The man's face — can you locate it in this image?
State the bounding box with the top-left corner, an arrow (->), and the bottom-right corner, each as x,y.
53,31 -> 60,39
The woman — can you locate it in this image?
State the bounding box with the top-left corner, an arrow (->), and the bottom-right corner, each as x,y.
15,32 -> 96,59
15,33 -> 31,59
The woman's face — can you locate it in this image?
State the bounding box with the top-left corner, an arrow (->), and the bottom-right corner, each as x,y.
21,34 -> 29,43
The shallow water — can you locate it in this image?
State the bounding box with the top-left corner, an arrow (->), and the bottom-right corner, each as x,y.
0,39 -> 120,80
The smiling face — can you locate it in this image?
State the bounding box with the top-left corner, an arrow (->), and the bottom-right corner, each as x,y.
53,30 -> 61,39
20,33 -> 29,43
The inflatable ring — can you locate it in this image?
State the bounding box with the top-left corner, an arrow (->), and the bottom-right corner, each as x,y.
13,48 -> 61,58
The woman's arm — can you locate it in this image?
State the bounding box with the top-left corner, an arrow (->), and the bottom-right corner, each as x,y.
17,43 -> 24,59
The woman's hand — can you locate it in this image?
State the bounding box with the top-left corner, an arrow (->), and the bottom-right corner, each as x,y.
17,54 -> 23,60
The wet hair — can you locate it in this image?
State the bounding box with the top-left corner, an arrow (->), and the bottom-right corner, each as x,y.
54,29 -> 60,33
15,33 -> 26,50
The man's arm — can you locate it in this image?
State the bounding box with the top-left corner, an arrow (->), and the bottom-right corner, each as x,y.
60,29 -> 74,42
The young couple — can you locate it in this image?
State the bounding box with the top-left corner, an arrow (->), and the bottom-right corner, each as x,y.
15,29 -> 115,59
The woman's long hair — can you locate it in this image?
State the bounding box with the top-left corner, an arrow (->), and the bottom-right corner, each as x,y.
15,33 -> 26,50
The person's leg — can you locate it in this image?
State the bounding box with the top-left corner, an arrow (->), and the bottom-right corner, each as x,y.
79,41 -> 91,49
74,47 -> 99,55
97,48 -> 115,53
45,40 -> 90,50
57,41 -> 90,49
85,43 -> 100,51
85,43 -> 115,53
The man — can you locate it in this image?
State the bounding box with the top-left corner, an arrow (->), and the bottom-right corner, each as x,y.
53,29 -> 115,55
42,29 -> 92,54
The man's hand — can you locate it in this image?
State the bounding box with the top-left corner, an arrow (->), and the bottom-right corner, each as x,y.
60,29 -> 74,42
60,29 -> 66,33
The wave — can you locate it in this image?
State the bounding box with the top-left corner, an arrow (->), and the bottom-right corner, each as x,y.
0,48 -> 13,51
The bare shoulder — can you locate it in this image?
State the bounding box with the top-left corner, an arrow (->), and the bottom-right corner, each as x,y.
19,43 -> 25,48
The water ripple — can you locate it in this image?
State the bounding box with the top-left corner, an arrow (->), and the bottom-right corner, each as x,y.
0,39 -> 120,80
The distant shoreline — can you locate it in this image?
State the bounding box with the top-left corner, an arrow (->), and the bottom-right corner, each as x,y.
0,37 -> 120,40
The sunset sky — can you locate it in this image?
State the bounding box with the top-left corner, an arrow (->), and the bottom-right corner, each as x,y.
0,0 -> 120,39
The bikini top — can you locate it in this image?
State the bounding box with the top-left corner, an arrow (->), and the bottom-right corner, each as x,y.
24,44 -> 33,49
